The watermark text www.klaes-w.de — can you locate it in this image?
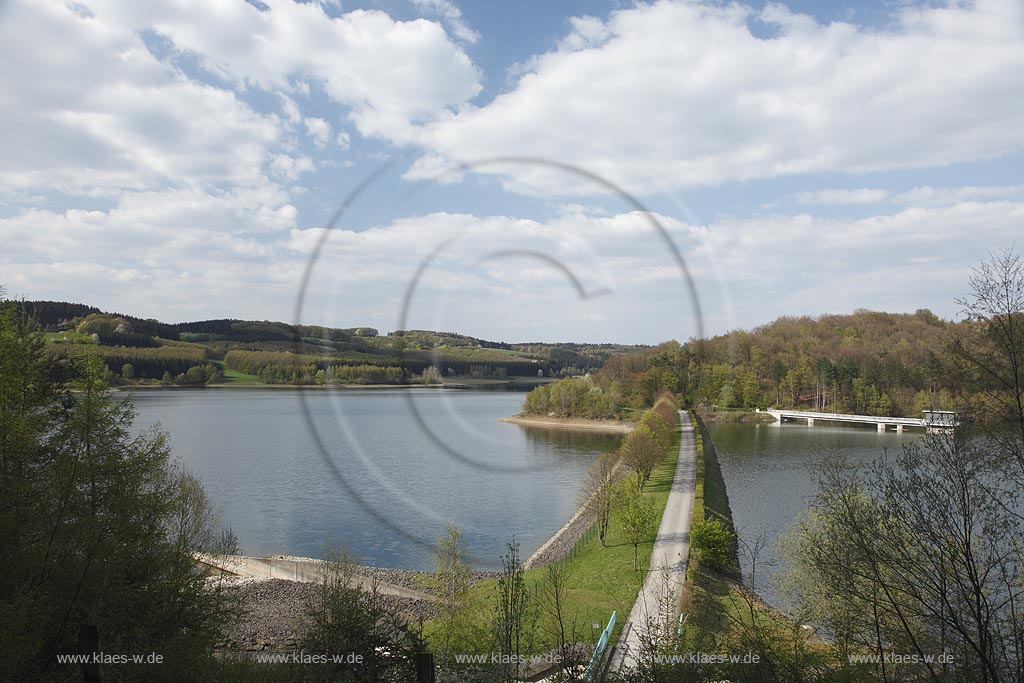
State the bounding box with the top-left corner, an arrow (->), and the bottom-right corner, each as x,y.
655,652 -> 761,665
252,651 -> 366,665
57,652 -> 164,665
451,651 -> 565,665
848,652 -> 955,665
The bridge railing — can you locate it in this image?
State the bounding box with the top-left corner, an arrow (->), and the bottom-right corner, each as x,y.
768,409 -> 925,425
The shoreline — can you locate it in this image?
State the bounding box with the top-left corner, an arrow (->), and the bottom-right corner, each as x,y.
697,409 -> 776,423
109,377 -> 552,391
108,382 -> 445,392
499,413 -> 636,433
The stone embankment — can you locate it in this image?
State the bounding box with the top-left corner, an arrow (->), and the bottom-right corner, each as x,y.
205,556 -> 497,653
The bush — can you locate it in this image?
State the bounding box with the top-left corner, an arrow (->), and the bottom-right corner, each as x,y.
690,517 -> 735,572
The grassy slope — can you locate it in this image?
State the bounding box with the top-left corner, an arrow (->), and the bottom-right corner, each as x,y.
423,425 -> 682,653
212,360 -> 261,384
682,415 -> 807,660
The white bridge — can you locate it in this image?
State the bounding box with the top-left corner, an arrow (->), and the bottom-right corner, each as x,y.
764,409 -> 958,433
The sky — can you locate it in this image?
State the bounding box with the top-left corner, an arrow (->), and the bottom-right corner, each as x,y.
1,0 -> 1023,344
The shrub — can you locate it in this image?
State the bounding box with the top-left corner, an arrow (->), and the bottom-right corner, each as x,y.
690,517 -> 735,572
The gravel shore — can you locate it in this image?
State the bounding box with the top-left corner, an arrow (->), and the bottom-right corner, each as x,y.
215,563 -> 499,652
216,576 -> 437,652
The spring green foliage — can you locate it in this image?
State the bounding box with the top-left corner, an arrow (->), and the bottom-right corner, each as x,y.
522,375 -> 617,418
430,524 -> 473,658
616,480 -> 658,571
689,518 -> 735,572
523,309 -> 975,419
0,297 -> 239,682
302,544 -> 422,683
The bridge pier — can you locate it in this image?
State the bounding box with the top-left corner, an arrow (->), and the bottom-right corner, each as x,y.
878,423 -> 886,432
807,418 -> 814,426
896,424 -> 903,434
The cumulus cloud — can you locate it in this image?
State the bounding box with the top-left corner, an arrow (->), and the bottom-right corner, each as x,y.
0,0 -> 280,197
795,188 -> 891,205
304,117 -> 333,148
0,0 -> 482,197
6,186 -> 1023,340
890,184 -> 1024,207
411,0 -> 480,45
291,198 -> 1024,340
84,0 -> 482,144
414,0 -> 1024,196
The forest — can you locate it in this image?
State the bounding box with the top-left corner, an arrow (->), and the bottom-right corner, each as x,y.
21,298 -> 980,410
524,308 -> 973,419
14,302 -> 640,387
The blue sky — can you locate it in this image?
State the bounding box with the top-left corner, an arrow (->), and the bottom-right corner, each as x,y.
2,0 -> 1023,343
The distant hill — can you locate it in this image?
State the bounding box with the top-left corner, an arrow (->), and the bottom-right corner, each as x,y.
15,300 -> 642,387
523,309 -> 967,418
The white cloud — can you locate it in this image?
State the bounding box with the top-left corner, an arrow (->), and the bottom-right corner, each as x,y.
0,0 -> 483,197
336,130 -> 352,150
402,152 -> 464,184
414,0 -> 1024,196
1,184 -> 303,320
411,0 -> 480,45
795,188 -> 891,205
890,184 -> 1024,207
284,198 -> 1024,340
5,188 -> 1023,340
86,0 -> 482,144
685,200 -> 1024,332
304,117 -> 333,148
0,0 -> 281,197
270,154 -> 315,180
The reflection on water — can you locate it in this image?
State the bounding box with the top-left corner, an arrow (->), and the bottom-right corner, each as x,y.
706,421 -> 920,607
130,388 -> 620,570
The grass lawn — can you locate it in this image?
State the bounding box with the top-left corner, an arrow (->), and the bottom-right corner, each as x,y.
213,360 -> 262,384
44,330 -> 95,344
423,425 -> 682,654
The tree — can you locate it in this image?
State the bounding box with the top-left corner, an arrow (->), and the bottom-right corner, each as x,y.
537,562 -> 580,680
616,481 -> 656,571
785,434 -> 1024,683
954,246 -> 1024,480
690,517 -> 735,572
620,426 -> 662,491
121,362 -> 134,380
0,298 -> 238,681
580,452 -> 619,547
304,542 -> 421,682
493,539 -> 534,683
430,524 -> 472,658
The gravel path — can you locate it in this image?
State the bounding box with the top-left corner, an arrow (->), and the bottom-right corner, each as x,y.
608,411 -> 697,672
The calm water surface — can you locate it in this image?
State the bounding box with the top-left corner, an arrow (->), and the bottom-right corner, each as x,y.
130,388 -> 620,571
706,421 -> 921,607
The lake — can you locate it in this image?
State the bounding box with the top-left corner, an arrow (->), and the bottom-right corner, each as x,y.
706,421 -> 921,607
130,388 -> 621,571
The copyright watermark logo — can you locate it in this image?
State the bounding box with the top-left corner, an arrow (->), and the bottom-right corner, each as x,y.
292,157 -> 706,564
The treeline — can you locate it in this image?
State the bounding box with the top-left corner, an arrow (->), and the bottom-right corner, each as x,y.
224,349 -> 411,385
223,349 -> 549,385
525,309 -> 972,419
687,309 -> 960,416
578,392 -> 680,564
522,376 -> 618,419
46,343 -> 212,383
16,299 -> 643,385
0,300 -> 240,681
389,328 -> 512,350
11,300 -> 100,328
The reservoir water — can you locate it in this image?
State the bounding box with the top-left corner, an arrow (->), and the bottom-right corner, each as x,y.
706,421 -> 921,607
130,388 -> 620,571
